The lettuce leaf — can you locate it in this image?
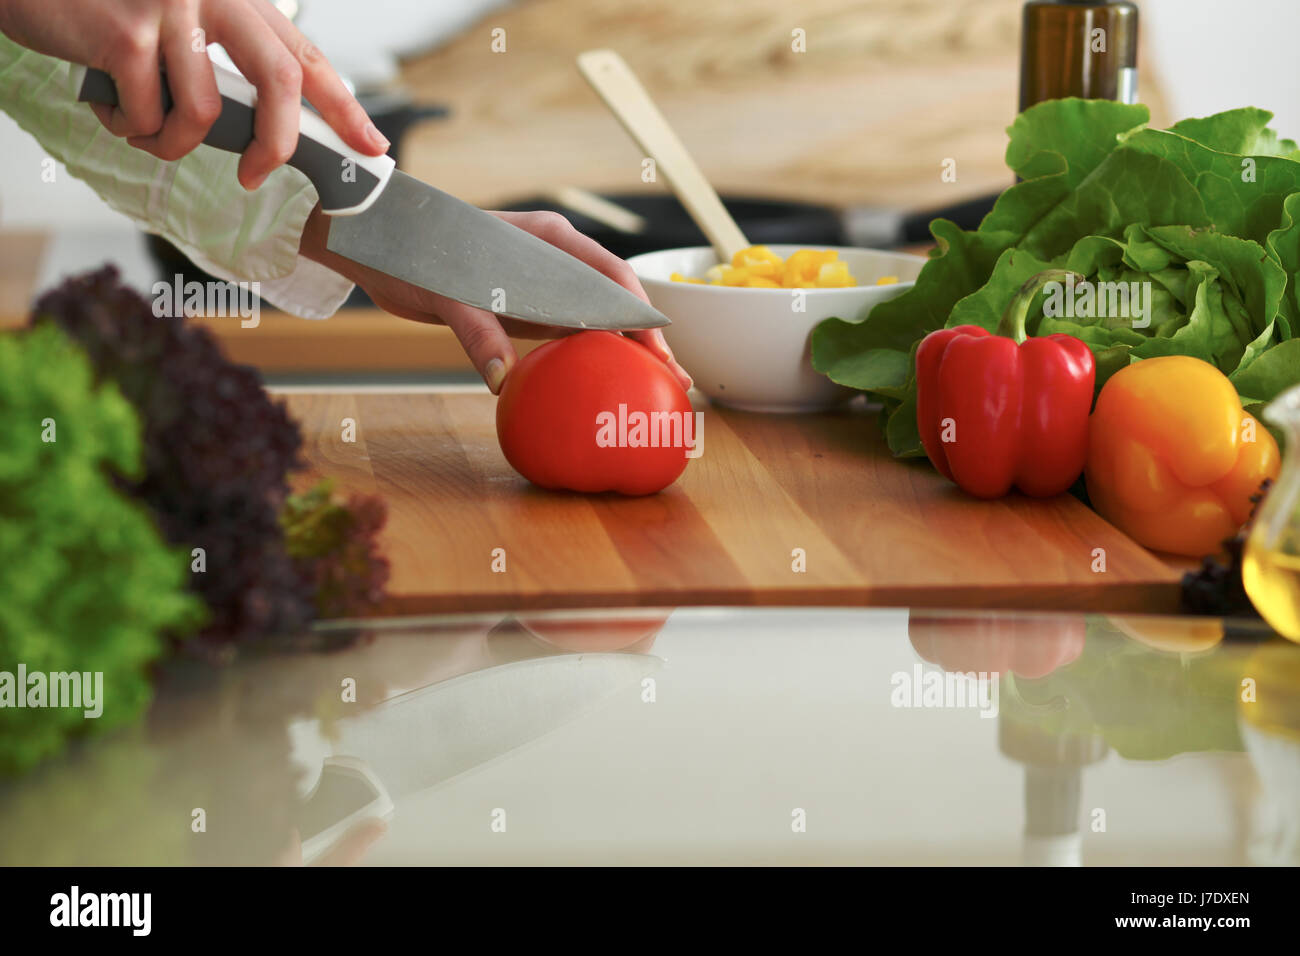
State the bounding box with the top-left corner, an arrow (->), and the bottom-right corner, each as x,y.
813,99 -> 1300,456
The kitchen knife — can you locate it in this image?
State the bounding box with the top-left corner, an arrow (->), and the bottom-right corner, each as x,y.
319,651 -> 662,799
69,61 -> 669,331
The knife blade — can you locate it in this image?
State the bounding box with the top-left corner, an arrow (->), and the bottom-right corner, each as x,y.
324,652 -> 661,799
70,62 -> 669,331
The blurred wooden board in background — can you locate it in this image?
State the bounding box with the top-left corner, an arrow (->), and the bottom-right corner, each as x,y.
398,0 -> 1168,210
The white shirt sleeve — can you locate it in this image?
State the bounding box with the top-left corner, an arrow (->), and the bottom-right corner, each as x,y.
0,34 -> 354,319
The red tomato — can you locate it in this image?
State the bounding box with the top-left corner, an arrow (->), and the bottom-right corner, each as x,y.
517,612 -> 669,653
495,331 -> 694,495
908,613 -> 1085,679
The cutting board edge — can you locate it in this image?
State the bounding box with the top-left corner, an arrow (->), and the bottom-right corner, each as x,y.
375,578 -> 1183,617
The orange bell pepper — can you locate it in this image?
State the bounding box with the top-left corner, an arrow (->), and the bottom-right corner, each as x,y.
1086,356 -> 1280,557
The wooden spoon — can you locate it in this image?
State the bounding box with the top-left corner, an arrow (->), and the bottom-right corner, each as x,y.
542,186 -> 648,235
577,49 -> 749,264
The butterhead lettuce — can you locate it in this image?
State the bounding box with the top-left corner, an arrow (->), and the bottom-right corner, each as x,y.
813,99 -> 1300,457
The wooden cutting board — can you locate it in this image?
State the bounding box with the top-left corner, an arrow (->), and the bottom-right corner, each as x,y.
285,390 -> 1184,615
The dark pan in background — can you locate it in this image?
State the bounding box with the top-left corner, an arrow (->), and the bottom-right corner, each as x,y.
500,191 -> 1003,261
501,194 -> 846,260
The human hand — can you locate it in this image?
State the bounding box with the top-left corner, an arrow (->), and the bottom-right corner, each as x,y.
300,206 -> 693,394
0,0 -> 389,188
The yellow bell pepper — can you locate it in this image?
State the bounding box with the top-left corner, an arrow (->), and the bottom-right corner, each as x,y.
782,249 -> 835,286
1086,356 -> 1280,557
732,245 -> 783,279
1108,615 -> 1224,654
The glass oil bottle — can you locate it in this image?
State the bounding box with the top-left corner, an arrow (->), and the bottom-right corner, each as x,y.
1020,0 -> 1140,111
1245,385 -> 1300,642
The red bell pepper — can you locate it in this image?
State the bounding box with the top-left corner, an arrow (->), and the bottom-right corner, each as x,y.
916,270 -> 1096,498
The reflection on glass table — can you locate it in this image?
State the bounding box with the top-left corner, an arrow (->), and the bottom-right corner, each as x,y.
0,607 -> 1296,866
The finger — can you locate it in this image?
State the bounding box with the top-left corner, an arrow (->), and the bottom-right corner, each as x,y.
247,0 -> 389,156
98,27 -> 166,139
89,103 -> 116,129
127,18 -> 222,161
437,299 -> 520,394
206,0 -> 303,189
627,329 -> 694,390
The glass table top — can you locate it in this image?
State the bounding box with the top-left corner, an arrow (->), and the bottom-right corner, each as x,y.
1,607 -> 1297,866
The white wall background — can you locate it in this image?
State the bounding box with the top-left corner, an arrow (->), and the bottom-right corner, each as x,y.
1142,0 -> 1300,136
1,0 -> 1298,229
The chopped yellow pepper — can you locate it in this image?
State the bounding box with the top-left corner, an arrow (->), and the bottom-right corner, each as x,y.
670,245 -> 865,289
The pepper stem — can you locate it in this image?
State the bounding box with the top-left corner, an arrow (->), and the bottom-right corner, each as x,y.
997,270 -> 1086,344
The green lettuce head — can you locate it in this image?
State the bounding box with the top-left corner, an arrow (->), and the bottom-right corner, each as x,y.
0,324 -> 204,775
813,99 -> 1300,456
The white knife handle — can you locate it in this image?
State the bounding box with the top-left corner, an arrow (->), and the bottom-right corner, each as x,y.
70,60 -> 395,216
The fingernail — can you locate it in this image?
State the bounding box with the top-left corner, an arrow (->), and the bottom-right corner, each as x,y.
652,329 -> 673,358
366,122 -> 391,152
485,357 -> 507,394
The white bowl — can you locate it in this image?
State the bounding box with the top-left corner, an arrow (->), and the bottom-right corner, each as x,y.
629,245 -> 925,412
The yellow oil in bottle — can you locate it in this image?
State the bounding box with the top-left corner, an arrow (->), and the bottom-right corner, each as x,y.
1243,383 -> 1300,643
1244,543 -> 1300,641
